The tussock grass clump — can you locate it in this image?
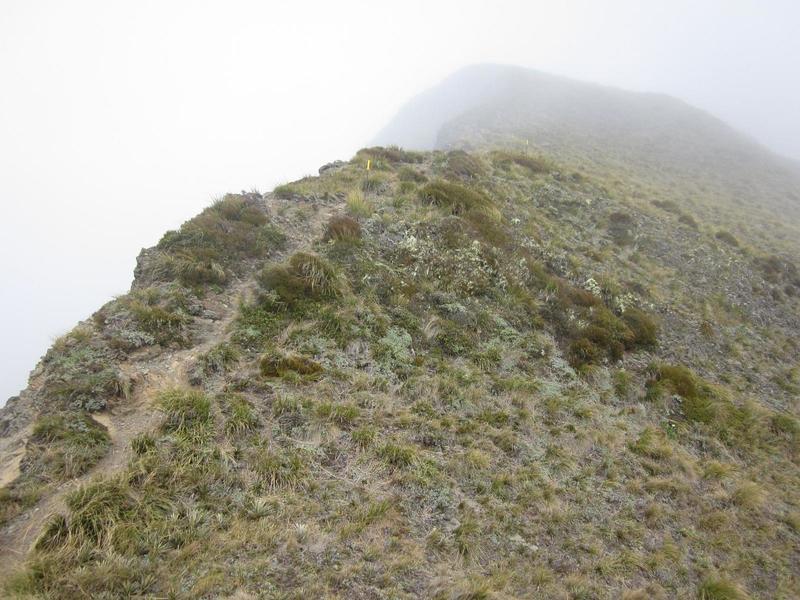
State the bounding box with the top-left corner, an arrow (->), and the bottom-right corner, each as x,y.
0,481 -> 43,526
770,412 -> 800,444
288,252 -> 341,297
613,368 -> 632,399
131,432 -> 156,455
351,426 -> 376,448
730,481 -> 765,510
355,146 -> 423,167
698,577 -> 750,600
679,213 -> 699,229
608,211 -> 636,246
34,478 -> 138,552
323,215 -> 362,243
419,180 -> 500,220
398,166 -> 427,183
648,364 -> 698,399
622,307 -> 659,348
346,189 -> 373,217
623,585 -> 668,600
715,230 -> 740,247
273,183 -> 299,199
61,479 -> 138,546
491,150 -> 551,175
378,442 -> 417,468
195,342 -> 240,378
398,180 -> 418,194
454,513 -> 479,557
361,170 -> 391,193
756,254 -> 800,288
628,427 -> 673,460
258,252 -> 344,304
315,401 -> 360,426
646,364 -> 797,453
252,447 -> 307,489
271,395 -> 304,419
443,150 -> 486,180
260,349 -> 322,378
129,301 -> 187,333
220,393 -> 259,435
568,307 -> 657,368
257,265 -> 306,304
647,365 -> 731,429
652,199 -> 681,213
153,253 -> 228,286
157,388 -> 213,435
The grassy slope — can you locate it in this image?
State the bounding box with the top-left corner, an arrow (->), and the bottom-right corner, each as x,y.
376,64 -> 800,260
1,147 -> 798,599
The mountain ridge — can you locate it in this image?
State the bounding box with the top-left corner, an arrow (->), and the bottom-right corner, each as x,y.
376,64 -> 800,242
0,69 -> 798,598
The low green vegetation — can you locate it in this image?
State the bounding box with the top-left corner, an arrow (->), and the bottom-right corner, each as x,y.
345,188 -> 373,217
490,149 -> 551,175
3,146 -> 798,599
0,413 -> 110,526
41,329 -> 129,411
418,180 -> 500,220
398,165 -> 427,183
698,577 -> 750,600
443,149 -> 486,180
219,393 -> 259,434
608,210 -> 636,245
647,363 -> 799,454
258,251 -> 344,305
146,194 -> 286,286
260,349 -> 322,378
94,286 -> 197,351
322,214 -> 362,243
715,229 -> 740,247
353,145 -> 423,167
193,342 -> 240,381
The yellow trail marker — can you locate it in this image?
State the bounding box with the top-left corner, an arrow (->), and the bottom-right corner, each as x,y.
366,159 -> 371,171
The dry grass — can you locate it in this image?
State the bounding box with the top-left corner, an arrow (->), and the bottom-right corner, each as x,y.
3,147 -> 799,600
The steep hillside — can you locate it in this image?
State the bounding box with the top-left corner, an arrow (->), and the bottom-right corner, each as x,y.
0,145 -> 798,599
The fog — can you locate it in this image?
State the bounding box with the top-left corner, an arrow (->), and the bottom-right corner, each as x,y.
1,0 -> 799,403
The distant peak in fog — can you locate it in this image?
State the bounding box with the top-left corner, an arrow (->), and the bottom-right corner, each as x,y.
375,64 -> 749,151
374,63 -> 800,218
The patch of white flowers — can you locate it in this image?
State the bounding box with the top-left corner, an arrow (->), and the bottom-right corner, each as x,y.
584,277 -> 603,298
399,232 -> 418,252
613,292 -> 638,314
401,231 -> 509,295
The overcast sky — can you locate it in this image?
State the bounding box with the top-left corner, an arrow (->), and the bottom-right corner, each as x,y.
1,0 -> 799,403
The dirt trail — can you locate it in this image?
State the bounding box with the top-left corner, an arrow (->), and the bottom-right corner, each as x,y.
0,284 -> 247,572
0,193 -> 339,574
0,450 -> 23,489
